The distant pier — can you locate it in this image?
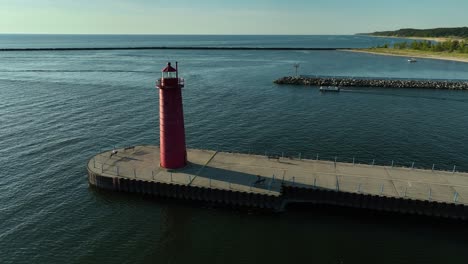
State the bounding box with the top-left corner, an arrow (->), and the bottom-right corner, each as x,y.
274,76 -> 468,90
0,47 -> 348,52
88,146 -> 468,220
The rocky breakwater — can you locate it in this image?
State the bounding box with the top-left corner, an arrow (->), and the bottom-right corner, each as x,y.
274,76 -> 468,90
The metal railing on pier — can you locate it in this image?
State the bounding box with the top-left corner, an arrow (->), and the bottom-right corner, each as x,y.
90,145 -> 467,205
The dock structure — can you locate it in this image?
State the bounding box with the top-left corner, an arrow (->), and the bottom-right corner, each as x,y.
88,146 -> 468,219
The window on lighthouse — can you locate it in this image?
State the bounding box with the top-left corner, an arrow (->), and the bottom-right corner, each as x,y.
162,71 -> 177,79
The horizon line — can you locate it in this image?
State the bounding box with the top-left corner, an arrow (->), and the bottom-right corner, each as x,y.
0,33 -> 364,36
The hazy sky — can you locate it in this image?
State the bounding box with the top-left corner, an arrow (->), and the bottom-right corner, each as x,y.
1,0 -> 467,34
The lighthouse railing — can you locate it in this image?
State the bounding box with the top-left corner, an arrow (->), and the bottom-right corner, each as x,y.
156,78 -> 185,88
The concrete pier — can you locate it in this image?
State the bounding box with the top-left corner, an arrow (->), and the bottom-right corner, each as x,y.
88,146 -> 468,219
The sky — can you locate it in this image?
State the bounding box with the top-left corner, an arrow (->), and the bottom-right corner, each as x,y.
0,0 -> 467,35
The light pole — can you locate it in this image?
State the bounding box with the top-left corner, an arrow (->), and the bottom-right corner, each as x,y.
293,63 -> 300,77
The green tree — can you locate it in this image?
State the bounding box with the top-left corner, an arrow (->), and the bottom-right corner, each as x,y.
401,42 -> 408,49
432,42 -> 444,52
421,40 -> 431,51
450,40 -> 460,52
457,41 -> 465,53
463,42 -> 468,53
441,40 -> 452,52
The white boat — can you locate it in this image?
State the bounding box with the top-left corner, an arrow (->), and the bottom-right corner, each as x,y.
319,86 -> 340,92
408,58 -> 417,63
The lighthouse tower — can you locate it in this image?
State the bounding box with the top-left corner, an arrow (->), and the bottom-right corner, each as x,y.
156,62 -> 187,169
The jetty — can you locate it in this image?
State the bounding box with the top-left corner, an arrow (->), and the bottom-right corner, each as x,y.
88,146 -> 468,219
274,76 -> 468,90
0,47 -> 347,52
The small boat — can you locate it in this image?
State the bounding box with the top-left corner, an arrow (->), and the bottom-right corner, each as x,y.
408,58 -> 417,63
320,86 -> 340,92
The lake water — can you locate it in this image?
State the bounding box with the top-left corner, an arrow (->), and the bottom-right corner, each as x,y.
1,35 -> 468,264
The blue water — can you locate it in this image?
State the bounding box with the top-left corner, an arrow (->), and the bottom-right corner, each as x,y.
0,34 -> 410,49
1,35 -> 468,264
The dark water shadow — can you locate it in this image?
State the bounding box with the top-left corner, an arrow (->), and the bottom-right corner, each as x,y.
341,89 -> 468,103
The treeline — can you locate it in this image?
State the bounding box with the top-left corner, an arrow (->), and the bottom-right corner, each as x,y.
376,40 -> 468,53
366,27 -> 468,38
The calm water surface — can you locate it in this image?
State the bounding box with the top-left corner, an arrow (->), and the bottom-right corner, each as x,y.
1,35 -> 468,263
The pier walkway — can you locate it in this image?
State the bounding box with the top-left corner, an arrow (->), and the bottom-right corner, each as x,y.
88,146 -> 468,218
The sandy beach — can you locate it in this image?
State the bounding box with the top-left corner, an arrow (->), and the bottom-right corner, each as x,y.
344,49 -> 468,63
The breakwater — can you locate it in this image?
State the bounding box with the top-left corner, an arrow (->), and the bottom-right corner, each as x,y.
0,47 -> 348,52
274,76 -> 468,90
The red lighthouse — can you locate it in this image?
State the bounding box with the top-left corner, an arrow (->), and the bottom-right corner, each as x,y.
156,62 -> 187,169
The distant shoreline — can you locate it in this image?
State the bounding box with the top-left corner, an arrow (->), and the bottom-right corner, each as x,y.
344,48 -> 468,63
362,34 -> 463,42
359,27 -> 468,42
